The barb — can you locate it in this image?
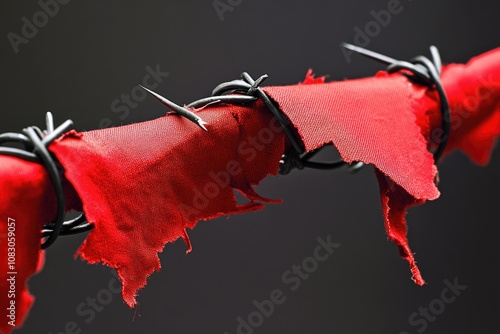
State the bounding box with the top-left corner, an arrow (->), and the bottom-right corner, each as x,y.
45,111 -> 54,134
341,43 -> 450,163
0,112 -> 93,248
140,85 -> 208,131
0,46 -> 451,247
341,42 -> 399,65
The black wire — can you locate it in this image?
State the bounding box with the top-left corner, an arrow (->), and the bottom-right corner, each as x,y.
42,214 -> 93,237
386,54 -> 450,163
205,72 -> 305,155
1,50 -> 450,248
24,127 -> 66,249
409,55 -> 450,162
279,45 -> 451,175
0,114 -> 93,249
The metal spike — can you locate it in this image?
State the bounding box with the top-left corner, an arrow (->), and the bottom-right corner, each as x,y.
347,161 -> 365,173
196,119 -> 208,132
430,45 -> 442,75
140,85 -> 208,131
45,111 -> 54,134
247,74 -> 269,94
341,42 -> 398,66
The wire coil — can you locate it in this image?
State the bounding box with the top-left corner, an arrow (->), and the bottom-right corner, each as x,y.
0,46 -> 450,248
0,112 -> 92,249
280,44 -> 451,175
342,43 -> 451,162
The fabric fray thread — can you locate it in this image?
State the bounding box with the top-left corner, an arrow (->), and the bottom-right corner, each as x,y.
49,103 -> 285,307
0,48 -> 498,334
265,48 -> 500,285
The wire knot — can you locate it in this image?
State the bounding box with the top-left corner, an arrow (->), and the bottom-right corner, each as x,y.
0,112 -> 93,249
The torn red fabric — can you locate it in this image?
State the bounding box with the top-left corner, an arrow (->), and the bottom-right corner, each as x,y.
0,158 -> 50,334
49,104 -> 285,307
375,170 -> 426,285
264,72 -> 440,285
433,48 -> 500,163
1,48 -> 499,333
264,47 -> 500,285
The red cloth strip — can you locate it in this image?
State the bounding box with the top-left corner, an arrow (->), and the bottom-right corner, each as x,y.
0,158 -> 50,334
264,47 -> 500,285
49,103 -> 285,307
1,48 -> 498,333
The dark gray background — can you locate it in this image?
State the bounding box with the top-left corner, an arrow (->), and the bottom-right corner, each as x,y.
1,1 -> 499,333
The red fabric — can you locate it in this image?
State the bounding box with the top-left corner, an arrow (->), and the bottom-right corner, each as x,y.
264,47 -> 500,285
0,157 -> 51,334
265,72 -> 440,201
49,104 -> 285,307
265,72 -> 438,285
1,48 -> 499,332
375,170 -> 426,284
432,48 -> 500,163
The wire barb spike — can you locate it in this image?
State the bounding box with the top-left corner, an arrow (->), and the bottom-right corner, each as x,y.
45,111 -> 54,134
341,42 -> 450,165
341,42 -> 398,66
140,85 -> 208,131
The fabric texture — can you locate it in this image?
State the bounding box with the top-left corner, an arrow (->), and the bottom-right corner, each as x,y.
0,157 -> 51,334
265,72 -> 439,285
49,104 -> 285,307
265,47 -> 500,285
0,48 -> 499,333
